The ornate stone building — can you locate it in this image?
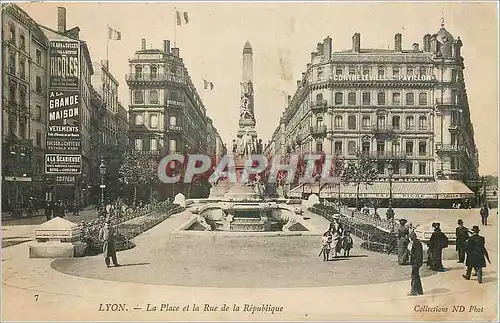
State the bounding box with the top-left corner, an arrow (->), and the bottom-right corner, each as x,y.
266,23 -> 480,206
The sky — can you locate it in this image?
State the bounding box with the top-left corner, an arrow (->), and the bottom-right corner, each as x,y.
19,1 -> 498,175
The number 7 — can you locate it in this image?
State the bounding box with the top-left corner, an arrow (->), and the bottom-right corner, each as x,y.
34,294 -> 39,301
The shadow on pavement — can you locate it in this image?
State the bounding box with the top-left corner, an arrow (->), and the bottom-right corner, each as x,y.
115,262 -> 150,267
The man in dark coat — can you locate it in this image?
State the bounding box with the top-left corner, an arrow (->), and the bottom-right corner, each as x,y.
99,218 -> 120,268
479,204 -> 489,226
455,219 -> 469,263
462,226 -> 490,284
427,222 -> 449,271
408,231 -> 424,296
397,219 -> 410,265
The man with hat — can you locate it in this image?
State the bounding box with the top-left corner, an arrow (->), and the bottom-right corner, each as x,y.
455,219 -> 469,263
427,222 -> 449,271
463,226 -> 490,284
408,230 -> 424,296
397,219 -> 410,265
99,217 -> 120,268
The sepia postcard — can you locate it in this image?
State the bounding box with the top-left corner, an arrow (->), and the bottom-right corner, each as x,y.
1,1 -> 499,321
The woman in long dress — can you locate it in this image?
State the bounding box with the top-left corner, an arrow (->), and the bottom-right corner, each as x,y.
329,217 -> 344,258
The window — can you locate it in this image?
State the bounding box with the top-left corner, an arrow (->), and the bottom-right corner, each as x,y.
134,90 -> 144,104
9,83 -> 16,102
135,138 -> 143,150
405,141 -> 414,155
9,26 -> 15,42
334,116 -> 343,129
19,118 -> 26,138
451,89 -> 458,104
451,111 -> 460,127
335,68 -> 343,76
36,49 -> 42,65
316,116 -> 323,127
169,115 -> 177,125
418,92 -> 428,105
406,92 -> 414,105
406,162 -> 413,175
405,116 -> 414,130
349,67 -> 356,75
392,140 -> 401,152
169,139 -> 177,152
377,92 -> 385,105
419,116 -> 427,130
392,162 -> 400,175
36,131 -> 42,147
334,141 -> 343,154
316,93 -> 323,102
419,66 -> 426,76
451,69 -> 458,82
392,92 -> 401,105
169,89 -> 181,101
150,66 -> 158,79
20,34 -> 25,49
334,92 -> 343,105
348,92 -> 356,105
150,138 -> 157,151
317,68 -> 324,81
451,133 -> 457,146
135,66 -> 143,78
150,114 -> 158,128
149,90 -> 158,104
375,162 -> 384,174
407,66 -> 414,75
362,116 -> 371,129
362,141 -> 370,153
348,141 -> 357,155
377,141 -> 385,154
362,92 -> 371,105
377,116 -> 386,129
418,163 -> 426,175
36,76 -> 42,92
19,88 -> 26,108
378,67 -> 385,78
348,115 -> 357,130
362,67 -> 370,76
393,67 -> 399,76
9,52 -> 15,74
134,114 -> 144,126
36,105 -> 42,121
19,59 -> 25,79
392,115 -> 400,130
418,142 -> 427,156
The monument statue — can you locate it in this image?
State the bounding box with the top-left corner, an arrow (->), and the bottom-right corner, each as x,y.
240,130 -> 255,157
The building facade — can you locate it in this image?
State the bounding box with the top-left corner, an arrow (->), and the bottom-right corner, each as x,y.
268,24 -> 479,206
125,39 -> 221,198
2,3 -> 49,210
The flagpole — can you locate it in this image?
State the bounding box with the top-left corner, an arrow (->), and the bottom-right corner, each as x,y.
173,7 -> 177,47
106,24 -> 109,62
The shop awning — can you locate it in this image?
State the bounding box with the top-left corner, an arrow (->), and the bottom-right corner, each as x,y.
290,180 -> 473,200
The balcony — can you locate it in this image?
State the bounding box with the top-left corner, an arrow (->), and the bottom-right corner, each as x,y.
363,151 -> 407,160
310,100 -> 327,113
371,125 -> 395,136
435,143 -> 465,155
167,125 -> 183,133
448,122 -> 461,131
309,125 -> 327,137
125,73 -> 186,85
166,99 -> 185,108
435,98 -> 459,105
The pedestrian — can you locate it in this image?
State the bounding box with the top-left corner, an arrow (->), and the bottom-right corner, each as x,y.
427,222 -> 449,271
455,219 -> 469,263
480,204 -> 489,226
329,216 -> 343,258
45,201 -> 52,221
342,230 -> 354,257
397,219 -> 410,265
386,206 -> 395,222
462,226 -> 490,284
408,231 -> 424,296
320,230 -> 332,261
72,200 -> 80,216
98,218 -> 120,268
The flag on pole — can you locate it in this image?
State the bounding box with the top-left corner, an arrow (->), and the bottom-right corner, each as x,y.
176,10 -> 189,25
108,27 -> 121,40
203,79 -> 214,90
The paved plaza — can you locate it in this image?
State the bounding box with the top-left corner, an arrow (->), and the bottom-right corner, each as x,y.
1,207 -> 498,321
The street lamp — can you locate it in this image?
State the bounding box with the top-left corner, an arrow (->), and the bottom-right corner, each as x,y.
99,158 -> 106,206
388,164 -> 394,207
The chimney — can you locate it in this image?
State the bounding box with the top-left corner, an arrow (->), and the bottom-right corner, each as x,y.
352,33 -> 360,53
412,43 -> 420,51
163,40 -> 171,54
141,38 -> 146,50
423,34 -> 431,52
57,7 -> 66,33
323,36 -> 332,60
101,60 -> 109,69
171,48 -> 180,57
310,52 -> 317,61
394,33 -> 402,52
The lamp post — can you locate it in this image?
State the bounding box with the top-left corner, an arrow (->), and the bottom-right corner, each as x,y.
388,164 -> 394,208
99,158 -> 106,206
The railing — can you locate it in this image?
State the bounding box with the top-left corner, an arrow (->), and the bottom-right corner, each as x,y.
435,98 -> 458,105
309,125 -> 327,136
167,125 -> 183,132
435,143 -> 465,153
165,99 -> 185,108
371,125 -> 395,134
311,100 -> 327,112
363,151 -> 407,160
125,73 -> 186,84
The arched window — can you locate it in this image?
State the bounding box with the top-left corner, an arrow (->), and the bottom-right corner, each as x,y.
419,116 -> 427,130
150,66 -> 158,79
169,115 -> 177,126
135,65 -> 143,78
419,66 -> 427,76
316,141 -> 323,153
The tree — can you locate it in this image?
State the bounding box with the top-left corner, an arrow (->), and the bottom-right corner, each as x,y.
343,149 -> 378,210
118,151 -> 159,204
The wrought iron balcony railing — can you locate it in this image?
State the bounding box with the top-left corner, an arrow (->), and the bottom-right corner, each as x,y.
435,143 -> 465,153
311,100 -> 327,113
309,125 -> 327,136
371,125 -> 395,135
125,73 -> 186,84
167,125 -> 183,132
435,98 -> 459,105
362,151 -> 407,160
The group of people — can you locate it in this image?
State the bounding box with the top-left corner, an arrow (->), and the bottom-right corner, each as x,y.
320,215 -> 354,261
45,200 -> 81,220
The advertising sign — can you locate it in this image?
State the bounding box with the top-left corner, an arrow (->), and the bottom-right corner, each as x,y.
49,41 -> 80,89
45,154 -> 82,175
46,90 -> 80,153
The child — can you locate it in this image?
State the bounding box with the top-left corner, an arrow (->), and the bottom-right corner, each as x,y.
342,230 -> 354,257
320,231 -> 333,261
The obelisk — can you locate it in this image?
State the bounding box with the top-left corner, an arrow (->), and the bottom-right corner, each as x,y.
237,41 -> 258,151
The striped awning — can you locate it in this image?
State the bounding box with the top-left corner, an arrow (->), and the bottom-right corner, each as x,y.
290,180 -> 474,200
